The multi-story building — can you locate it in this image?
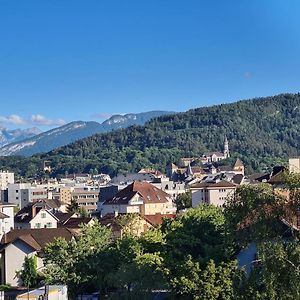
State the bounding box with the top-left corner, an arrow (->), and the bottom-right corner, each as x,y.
72,188 -> 99,213
0,171 -> 14,190
191,180 -> 237,207
101,181 -> 176,216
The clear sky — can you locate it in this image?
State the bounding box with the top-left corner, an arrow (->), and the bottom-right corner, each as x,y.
0,0 -> 300,130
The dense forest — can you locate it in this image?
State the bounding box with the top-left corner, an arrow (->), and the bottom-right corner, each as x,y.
0,93 -> 299,178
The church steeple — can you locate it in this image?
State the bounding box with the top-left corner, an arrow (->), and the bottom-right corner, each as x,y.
224,135 -> 230,158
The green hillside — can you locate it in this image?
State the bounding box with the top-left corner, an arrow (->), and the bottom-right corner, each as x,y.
1,93 -> 299,178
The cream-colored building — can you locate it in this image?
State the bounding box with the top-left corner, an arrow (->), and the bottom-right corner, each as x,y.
191,180 -> 237,207
101,181 -> 176,216
0,171 -> 14,190
289,157 -> 300,174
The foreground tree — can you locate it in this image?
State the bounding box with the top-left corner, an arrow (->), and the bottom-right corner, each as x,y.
44,221 -> 112,298
237,238 -> 300,300
17,255 -> 39,288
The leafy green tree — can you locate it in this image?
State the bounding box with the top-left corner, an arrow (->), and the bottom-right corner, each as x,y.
174,192 -> 192,211
78,206 -> 88,217
44,221 -> 112,298
67,198 -> 79,213
237,238 -> 300,300
17,255 -> 39,288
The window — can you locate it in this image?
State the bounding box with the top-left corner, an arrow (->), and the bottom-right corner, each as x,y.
41,212 -> 46,218
16,190 -> 19,193
46,222 -> 52,228
35,223 -> 41,228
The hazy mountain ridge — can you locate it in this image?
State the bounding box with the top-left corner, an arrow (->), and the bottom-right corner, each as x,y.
0,127 -> 42,148
0,111 -> 172,156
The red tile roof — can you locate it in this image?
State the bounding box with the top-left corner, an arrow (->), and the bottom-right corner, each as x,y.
103,181 -> 170,205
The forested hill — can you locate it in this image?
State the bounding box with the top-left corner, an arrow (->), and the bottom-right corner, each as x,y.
1,93 -> 299,178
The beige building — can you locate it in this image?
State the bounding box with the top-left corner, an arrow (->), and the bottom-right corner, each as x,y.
52,187 -> 99,213
289,157 -> 300,174
101,181 -> 176,216
191,180 -> 237,207
0,171 -> 14,190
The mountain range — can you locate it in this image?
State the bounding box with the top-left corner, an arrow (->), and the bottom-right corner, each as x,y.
0,111 -> 172,156
0,127 -> 42,148
0,93 -> 298,178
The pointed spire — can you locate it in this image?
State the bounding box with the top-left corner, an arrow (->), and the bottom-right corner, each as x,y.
187,163 -> 193,176
224,135 -> 230,158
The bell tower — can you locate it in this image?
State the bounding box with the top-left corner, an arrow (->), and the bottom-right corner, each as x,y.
224,136 -> 230,158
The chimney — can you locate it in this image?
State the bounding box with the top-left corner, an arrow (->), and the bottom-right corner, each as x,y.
32,205 -> 37,218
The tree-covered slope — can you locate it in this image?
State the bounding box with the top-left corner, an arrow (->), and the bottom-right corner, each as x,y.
0,93 -> 299,178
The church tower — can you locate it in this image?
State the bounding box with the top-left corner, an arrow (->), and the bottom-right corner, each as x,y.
224,135 -> 230,158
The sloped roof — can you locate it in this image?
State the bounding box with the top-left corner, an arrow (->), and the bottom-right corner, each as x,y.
190,180 -> 237,189
103,181 -> 170,205
0,228 -> 76,251
54,211 -> 76,224
232,174 -> 244,185
233,158 -> 244,168
62,217 -> 93,228
14,204 -> 42,223
143,214 -> 176,226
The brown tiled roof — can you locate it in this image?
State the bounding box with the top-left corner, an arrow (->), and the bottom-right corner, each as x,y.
190,180 -> 237,189
103,181 -> 170,205
232,174 -> 244,185
190,166 -> 204,174
44,198 -> 62,209
143,214 -> 176,226
54,212 -> 76,224
98,213 -> 122,232
268,170 -> 286,184
0,228 -> 76,251
62,217 -> 93,228
14,204 -> 42,223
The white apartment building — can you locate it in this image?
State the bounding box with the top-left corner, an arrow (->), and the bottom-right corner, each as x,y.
191,180 -> 237,207
7,183 -> 49,209
0,171 -> 14,190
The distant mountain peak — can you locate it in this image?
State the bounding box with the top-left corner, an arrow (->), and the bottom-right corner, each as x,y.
0,111 -> 171,156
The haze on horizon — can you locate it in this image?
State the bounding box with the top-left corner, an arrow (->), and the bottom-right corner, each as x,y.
0,0 -> 300,130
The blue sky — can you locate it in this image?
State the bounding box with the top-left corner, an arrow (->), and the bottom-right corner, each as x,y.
0,0 -> 300,130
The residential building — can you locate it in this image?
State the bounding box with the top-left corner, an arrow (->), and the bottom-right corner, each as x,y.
0,228 -> 75,286
14,203 -> 59,229
191,180 -> 237,207
101,181 -> 176,216
151,177 -> 186,199
72,188 -> 99,213
0,171 -> 14,202
7,183 -> 31,208
0,202 -> 16,238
